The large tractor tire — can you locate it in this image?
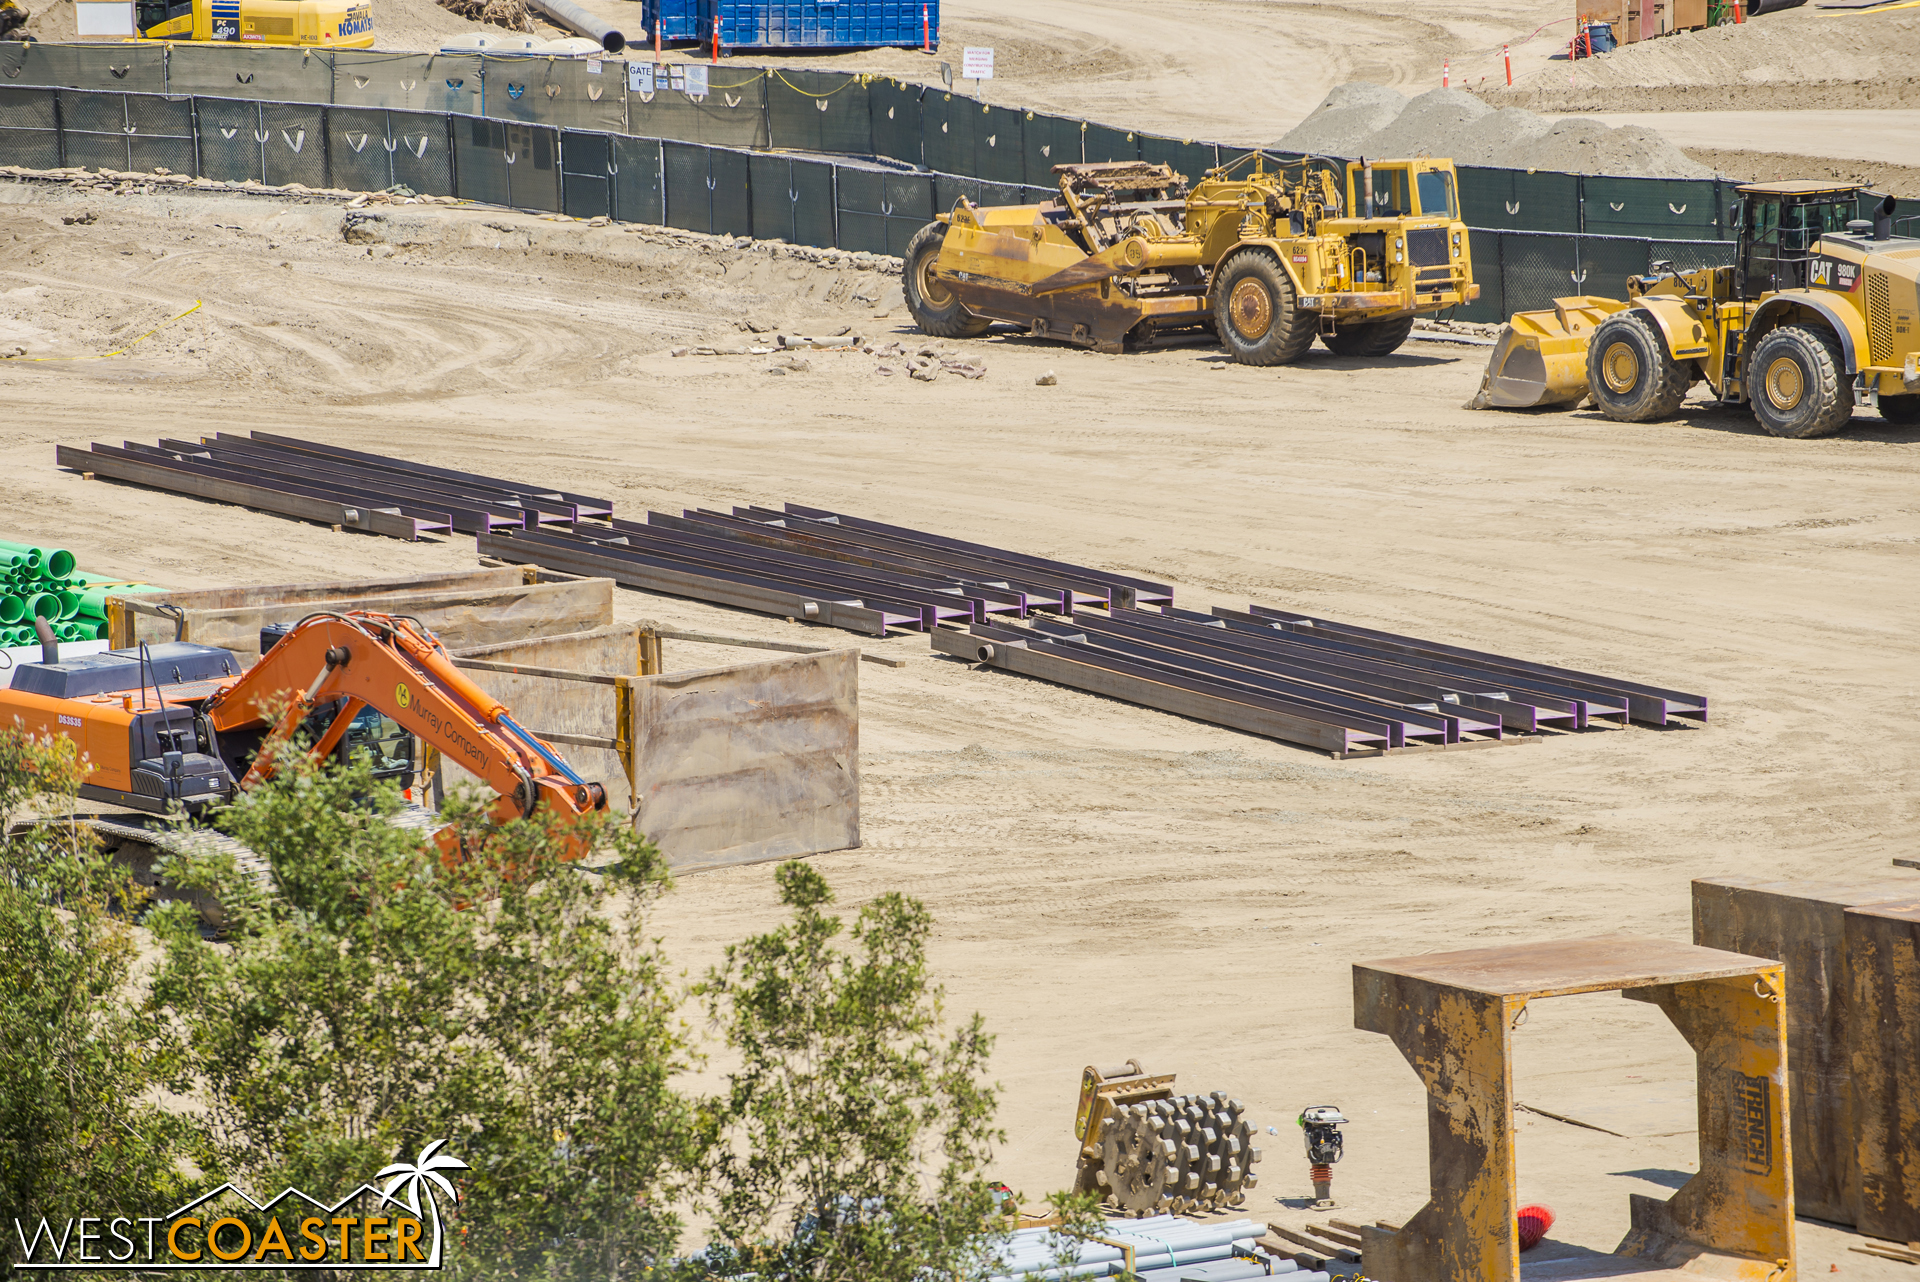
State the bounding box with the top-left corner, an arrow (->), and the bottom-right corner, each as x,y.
1587,310 -> 1689,422
1213,251 -> 1315,366
1323,315 -> 1415,358
1876,394 -> 1920,426
903,222 -> 991,339
1749,324 -> 1852,438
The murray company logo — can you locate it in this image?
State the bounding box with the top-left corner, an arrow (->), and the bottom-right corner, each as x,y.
13,1141 -> 469,1270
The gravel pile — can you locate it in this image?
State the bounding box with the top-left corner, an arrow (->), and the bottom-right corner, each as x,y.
1274,83 -> 1712,179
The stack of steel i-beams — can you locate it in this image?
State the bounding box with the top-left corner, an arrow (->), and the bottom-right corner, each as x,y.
55,433 -> 612,541
57,436 -> 1702,761
930,604 -> 1706,759
475,504 -> 1174,638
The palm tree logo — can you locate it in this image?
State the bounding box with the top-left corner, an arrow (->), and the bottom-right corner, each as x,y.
377,1140 -> 470,1267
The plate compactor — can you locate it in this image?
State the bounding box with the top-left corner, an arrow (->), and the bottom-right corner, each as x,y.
905,155 -> 1478,362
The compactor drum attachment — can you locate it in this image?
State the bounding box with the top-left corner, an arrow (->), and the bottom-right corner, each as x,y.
1099,1094 -> 1263,1216
1068,1060 -> 1262,1217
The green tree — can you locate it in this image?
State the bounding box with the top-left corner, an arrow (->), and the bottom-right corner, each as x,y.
0,725 -> 195,1271
149,749 -> 697,1281
692,862 -> 1005,1282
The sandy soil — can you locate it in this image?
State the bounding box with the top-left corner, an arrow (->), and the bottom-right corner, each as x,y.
1486,6 -> 1920,115
6,176 -> 1920,1276
1684,146 -> 1920,196
1566,109 -> 1920,167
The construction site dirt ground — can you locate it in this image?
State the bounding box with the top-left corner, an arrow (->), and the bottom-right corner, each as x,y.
7,180 -> 1920,1276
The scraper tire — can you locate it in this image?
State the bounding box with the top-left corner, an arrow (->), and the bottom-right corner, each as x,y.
1587,309 -> 1688,423
1323,315 -> 1415,358
904,222 -> 991,339
1213,250 -> 1314,366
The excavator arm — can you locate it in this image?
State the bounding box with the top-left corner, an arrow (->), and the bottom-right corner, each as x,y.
203,611 -> 607,844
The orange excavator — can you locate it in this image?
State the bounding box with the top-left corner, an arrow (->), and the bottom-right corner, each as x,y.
0,610 -> 607,865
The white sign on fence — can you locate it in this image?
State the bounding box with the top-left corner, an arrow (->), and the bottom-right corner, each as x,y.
961,46 -> 994,80
74,0 -> 136,37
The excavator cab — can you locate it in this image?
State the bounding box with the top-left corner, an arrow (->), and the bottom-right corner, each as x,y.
295,700 -> 416,787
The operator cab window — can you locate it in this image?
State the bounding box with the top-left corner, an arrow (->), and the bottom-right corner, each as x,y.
1416,170 -> 1456,220
1370,167 -> 1411,218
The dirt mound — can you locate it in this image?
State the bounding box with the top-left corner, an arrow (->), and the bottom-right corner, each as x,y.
1275,83 -> 1711,178
1274,82 -> 1409,157
1485,9 -> 1920,113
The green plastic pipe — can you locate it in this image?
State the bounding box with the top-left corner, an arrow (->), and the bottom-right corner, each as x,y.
0,596 -> 20,626
55,591 -> 79,621
57,622 -> 84,642
92,620 -> 112,641
24,592 -> 59,621
0,541 -> 70,577
76,583 -> 167,619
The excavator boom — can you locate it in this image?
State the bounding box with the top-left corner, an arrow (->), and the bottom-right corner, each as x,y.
205,611 -> 607,833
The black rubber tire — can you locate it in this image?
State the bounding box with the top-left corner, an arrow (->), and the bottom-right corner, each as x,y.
1212,250 -> 1315,367
903,222 -> 991,339
1748,324 -> 1852,439
1878,394 -> 1920,426
1587,309 -> 1689,423
1322,315 -> 1416,358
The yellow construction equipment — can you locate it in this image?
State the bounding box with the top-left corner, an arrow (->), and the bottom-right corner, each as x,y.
133,0 -> 372,45
1473,181 -> 1920,436
904,155 -> 1479,361
1066,1060 -> 1263,1216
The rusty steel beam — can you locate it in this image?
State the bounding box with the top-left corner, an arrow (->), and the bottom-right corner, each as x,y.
1353,935 -> 1792,1282
476,528 -> 902,636
1247,602 -> 1707,728
930,621 -> 1391,756
1694,877 -> 1920,1239
245,430 -> 612,521
781,502 -> 1173,608
57,443 -> 448,541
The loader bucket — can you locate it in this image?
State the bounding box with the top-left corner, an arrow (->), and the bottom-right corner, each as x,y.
1467,296 -> 1625,409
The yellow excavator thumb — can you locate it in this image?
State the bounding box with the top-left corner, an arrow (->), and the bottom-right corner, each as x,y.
1467,296 -> 1625,410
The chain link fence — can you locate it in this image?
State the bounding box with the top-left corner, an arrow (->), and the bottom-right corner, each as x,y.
10,40 -> 1919,252
16,79 -> 1917,341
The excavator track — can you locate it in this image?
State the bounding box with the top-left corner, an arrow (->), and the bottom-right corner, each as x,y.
23,802 -> 443,931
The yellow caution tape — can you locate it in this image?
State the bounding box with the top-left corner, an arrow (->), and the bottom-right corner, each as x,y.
771,69 -> 859,98
3,299 -> 203,362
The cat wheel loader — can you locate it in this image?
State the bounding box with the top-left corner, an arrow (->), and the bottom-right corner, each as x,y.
904,154 -> 1478,362
1473,181 -> 1920,437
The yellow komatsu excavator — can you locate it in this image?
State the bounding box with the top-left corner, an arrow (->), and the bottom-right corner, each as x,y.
1473,181 -> 1920,437
133,0 -> 372,45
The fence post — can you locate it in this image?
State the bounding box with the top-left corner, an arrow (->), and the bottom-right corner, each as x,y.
1576,173 -> 1586,235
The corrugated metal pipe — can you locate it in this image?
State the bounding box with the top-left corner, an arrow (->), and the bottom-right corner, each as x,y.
525,0 -> 625,52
